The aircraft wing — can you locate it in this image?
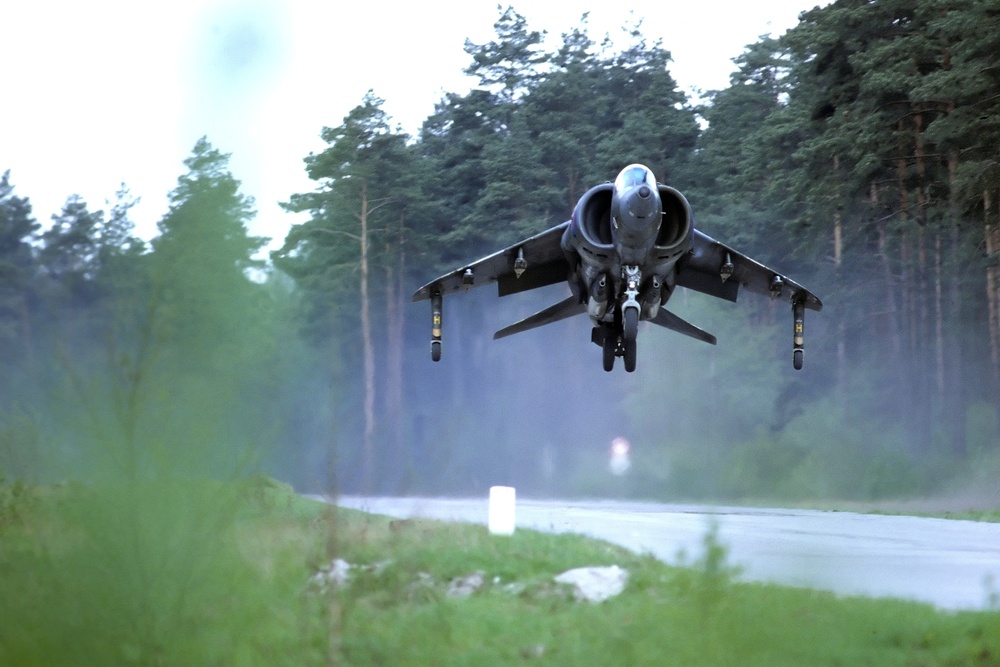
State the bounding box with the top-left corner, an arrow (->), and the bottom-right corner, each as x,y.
675,230 -> 823,311
412,221 -> 571,302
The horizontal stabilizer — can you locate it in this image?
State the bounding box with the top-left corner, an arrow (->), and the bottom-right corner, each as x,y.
650,308 -> 717,345
494,296 -> 586,340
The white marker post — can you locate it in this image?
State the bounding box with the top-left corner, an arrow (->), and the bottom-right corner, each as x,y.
488,485 -> 516,535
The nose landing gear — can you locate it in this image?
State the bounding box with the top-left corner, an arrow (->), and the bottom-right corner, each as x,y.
591,266 -> 643,373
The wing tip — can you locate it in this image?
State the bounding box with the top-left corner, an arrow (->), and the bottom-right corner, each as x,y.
804,293 -> 823,312
412,281 -> 441,302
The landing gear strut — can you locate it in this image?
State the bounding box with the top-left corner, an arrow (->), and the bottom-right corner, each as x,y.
621,265 -> 641,373
592,266 -> 643,373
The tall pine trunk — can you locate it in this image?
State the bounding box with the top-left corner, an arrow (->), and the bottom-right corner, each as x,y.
359,182 -> 376,492
832,156 -> 846,394
897,118 -> 934,455
913,106 -> 944,403
986,189 -> 1000,379
384,212 -> 406,487
946,149 -> 965,457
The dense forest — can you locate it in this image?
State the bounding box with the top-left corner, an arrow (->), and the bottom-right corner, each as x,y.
2,1 -> 999,501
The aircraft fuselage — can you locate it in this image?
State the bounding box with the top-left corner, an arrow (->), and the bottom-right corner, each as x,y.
562,164 -> 693,326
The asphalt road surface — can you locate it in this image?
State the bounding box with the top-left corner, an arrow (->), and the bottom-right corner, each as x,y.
334,496 -> 1000,611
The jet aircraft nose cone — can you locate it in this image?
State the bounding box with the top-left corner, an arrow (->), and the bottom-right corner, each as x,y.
639,186 -> 651,198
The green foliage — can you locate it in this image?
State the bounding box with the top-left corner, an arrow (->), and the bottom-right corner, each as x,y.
15,174 -> 292,667
0,476 -> 37,529
655,394 -> 937,503
967,401 -> 1000,459
225,503 -> 1000,665
726,418 -> 925,501
684,0 -> 1000,475
0,170 -> 39,369
0,136 -> 284,487
110,138 -> 277,473
39,195 -> 105,292
0,406 -> 42,480
152,137 -> 267,365
4,2 -> 1000,503
670,521 -> 742,620
4,480 -> 1000,664
463,5 -> 548,106
275,92 -> 414,337
0,479 -> 329,666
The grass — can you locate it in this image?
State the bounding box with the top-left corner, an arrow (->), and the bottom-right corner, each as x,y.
1,477 -> 999,665
796,500 -> 1000,523
863,508 -> 1000,523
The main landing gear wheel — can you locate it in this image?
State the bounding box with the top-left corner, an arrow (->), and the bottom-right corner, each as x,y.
602,331 -> 616,372
623,307 -> 638,373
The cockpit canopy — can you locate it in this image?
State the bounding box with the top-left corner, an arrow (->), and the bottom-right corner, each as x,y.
614,164 -> 657,193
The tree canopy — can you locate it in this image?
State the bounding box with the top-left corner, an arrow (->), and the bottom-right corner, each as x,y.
3,3 -> 1000,500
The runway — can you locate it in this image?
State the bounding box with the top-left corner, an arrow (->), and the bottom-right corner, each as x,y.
335,496 -> 1000,610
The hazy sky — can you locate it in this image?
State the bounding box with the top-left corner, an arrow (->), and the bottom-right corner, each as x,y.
1,0 -> 827,248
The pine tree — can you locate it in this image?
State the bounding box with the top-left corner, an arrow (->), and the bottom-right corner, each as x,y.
276,93 -> 413,491
0,171 -> 40,371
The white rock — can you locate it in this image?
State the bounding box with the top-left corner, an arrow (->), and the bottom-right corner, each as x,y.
407,572 -> 438,602
360,559 -> 393,576
447,571 -> 485,598
310,558 -> 352,591
553,565 -> 628,603
326,558 -> 352,584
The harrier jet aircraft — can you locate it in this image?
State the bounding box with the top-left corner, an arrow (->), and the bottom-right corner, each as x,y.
413,164 -> 822,372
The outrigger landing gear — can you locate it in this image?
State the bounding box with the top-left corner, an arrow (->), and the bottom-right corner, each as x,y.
792,298 -> 805,370
430,291 -> 442,362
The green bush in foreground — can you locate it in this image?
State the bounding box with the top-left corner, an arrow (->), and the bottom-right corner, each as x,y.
0,477 -> 329,666
1,479 -> 999,665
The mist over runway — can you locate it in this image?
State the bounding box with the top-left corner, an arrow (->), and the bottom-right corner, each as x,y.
334,496 -> 1000,611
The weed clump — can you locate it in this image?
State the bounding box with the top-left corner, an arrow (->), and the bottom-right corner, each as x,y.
0,477 -> 37,529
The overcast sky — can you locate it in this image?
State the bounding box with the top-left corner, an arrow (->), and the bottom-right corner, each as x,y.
1,0 -> 827,247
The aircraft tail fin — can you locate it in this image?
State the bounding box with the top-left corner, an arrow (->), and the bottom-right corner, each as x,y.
650,308 -> 717,345
494,296 -> 586,340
